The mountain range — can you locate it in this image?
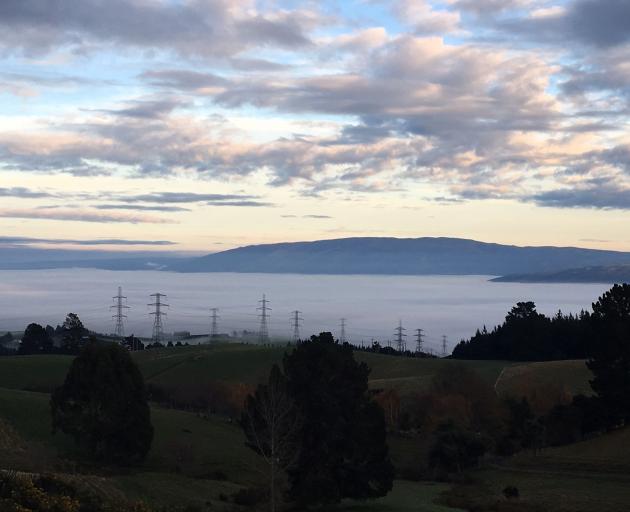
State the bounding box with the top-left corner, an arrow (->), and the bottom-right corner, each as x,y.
3,237 -> 630,282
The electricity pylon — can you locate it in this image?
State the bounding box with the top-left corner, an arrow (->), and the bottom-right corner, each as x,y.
257,294 -> 271,344
415,328 -> 425,354
339,318 -> 347,343
394,320 -> 407,352
111,286 -> 129,338
442,335 -> 448,357
291,310 -> 303,343
209,307 -> 219,341
148,293 -> 168,344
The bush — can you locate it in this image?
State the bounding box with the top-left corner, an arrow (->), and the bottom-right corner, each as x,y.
51,342 -> 154,465
232,487 -> 269,507
503,486 -> 519,499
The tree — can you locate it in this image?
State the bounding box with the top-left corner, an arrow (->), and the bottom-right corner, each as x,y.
62,313 -> 87,353
283,332 -> 394,507
242,364 -> 301,512
19,323 -> 52,354
587,283 -> 630,426
429,421 -> 488,474
51,341 -> 153,464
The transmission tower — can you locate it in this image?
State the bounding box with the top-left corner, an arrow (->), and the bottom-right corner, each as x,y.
209,308 -> 219,341
394,320 -> 407,352
148,293 -> 169,344
291,310 -> 303,343
442,335 -> 448,357
111,286 -> 130,338
339,318 -> 347,343
257,294 -> 271,344
415,328 -> 425,354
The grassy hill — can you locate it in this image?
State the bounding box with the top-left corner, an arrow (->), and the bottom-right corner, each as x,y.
0,384 -> 459,511
0,343 -> 509,395
495,360 -> 593,397
0,344 -> 618,511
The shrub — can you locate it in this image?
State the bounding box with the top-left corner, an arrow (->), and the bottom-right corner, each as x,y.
51,342 -> 153,465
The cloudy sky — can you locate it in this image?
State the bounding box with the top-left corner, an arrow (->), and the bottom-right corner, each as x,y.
1,0 -> 629,252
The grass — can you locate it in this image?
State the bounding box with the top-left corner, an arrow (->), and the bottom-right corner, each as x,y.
511,426 -> 630,473
336,480 -> 460,511
0,343 -> 512,399
495,359 -> 593,399
0,346 -> 619,511
0,383 -> 465,511
472,467 -> 630,512
0,354 -> 73,392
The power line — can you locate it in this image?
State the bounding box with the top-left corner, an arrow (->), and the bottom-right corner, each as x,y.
148,293 -> 169,344
209,307 -> 219,341
290,310 -> 303,343
257,294 -> 271,344
339,318 -> 347,343
111,286 -> 129,338
395,320 -> 407,352
415,328 -> 425,354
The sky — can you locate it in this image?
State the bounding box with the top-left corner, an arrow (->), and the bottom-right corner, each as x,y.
0,0 -> 629,253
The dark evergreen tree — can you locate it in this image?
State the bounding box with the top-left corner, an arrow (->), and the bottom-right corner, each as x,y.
61,313 -> 87,354
429,421 -> 488,474
51,341 -> 153,464
452,302 -> 591,361
283,332 -> 394,507
19,323 -> 52,354
587,283 -> 630,426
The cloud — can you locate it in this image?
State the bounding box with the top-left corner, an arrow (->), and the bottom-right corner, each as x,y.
281,214 -> 333,219
393,1 -> 461,35
0,0 -> 315,58
115,192 -> 260,203
0,187 -> 55,198
528,185 -> 630,210
0,208 -> 174,224
93,204 -> 191,212
489,0 -> 630,49
206,200 -> 273,207
0,236 -> 176,246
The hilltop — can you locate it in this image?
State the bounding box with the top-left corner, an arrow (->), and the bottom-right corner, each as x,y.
171,237 -> 630,275
492,264 -> 630,283
4,237 -> 630,276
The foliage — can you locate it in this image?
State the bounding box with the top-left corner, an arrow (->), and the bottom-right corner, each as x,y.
453,302 -> 592,361
241,364 -> 301,512
0,472 -> 153,512
587,283 -> 630,426
428,421 -> 488,475
19,324 -> 53,355
283,332 -> 394,506
61,314 -> 87,354
51,342 -> 153,465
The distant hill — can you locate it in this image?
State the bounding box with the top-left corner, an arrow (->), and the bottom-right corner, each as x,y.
492,264 -> 630,283
5,237 -> 630,277
170,237 -> 630,276
0,247 -> 187,271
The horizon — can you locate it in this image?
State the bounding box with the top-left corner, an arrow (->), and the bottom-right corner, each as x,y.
1,1 -> 630,252
5,234 -> 630,256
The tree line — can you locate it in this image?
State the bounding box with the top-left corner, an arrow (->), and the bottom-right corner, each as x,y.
452,284 -> 630,361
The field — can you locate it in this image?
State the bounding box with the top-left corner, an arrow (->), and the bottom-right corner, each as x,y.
0,343 -> 625,511
0,342 -> 509,395
495,359 -> 593,399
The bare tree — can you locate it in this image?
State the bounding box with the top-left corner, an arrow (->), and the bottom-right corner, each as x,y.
242,364 -> 301,512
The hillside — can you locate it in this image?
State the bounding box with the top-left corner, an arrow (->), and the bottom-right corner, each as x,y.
493,264 -> 630,283
0,344 -> 509,395
171,237 -> 630,275
0,347 -> 626,512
